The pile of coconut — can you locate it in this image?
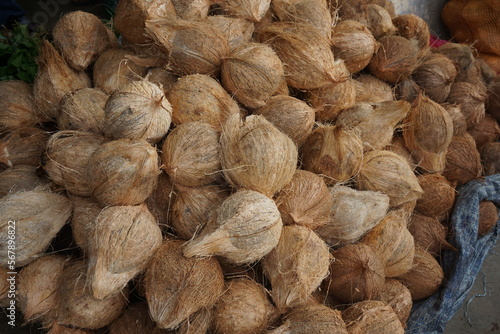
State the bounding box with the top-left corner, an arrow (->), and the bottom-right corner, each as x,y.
1,0 -> 499,333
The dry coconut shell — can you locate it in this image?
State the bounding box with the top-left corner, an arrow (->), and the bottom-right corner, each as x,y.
415,173 -> 456,221
446,81 -> 488,129
0,80 -> 39,130
52,11 -> 112,71
468,113 -> 500,149
398,247 -> 444,300
411,54 -> 458,103
54,260 -> 129,329
220,0 -> 271,22
207,16 -> 255,51
87,139 -> 160,206
443,103 -> 468,136
43,131 -> 105,197
356,150 -> 423,207
396,78 -> 421,103
33,40 -> 91,121
213,278 -> 276,334
221,42 -> 285,109
408,213 -> 456,256
326,243 -> 386,304
17,254 -> 68,323
172,184 -> 229,240
145,240 -> 224,330
104,80 -> 172,143
274,169 -> 331,230
69,195 -> 103,253
315,185 -> 390,246
301,125 -> 364,185
342,300 -> 404,334
146,67 -> 178,93
254,95 -> 315,148
332,20 -> 378,74
259,22 -> 349,90
183,189 -> 283,264
0,190 -> 71,267
443,134 -> 482,185
58,88 -> 108,135
268,304 -> 348,334
478,200 -> 499,237
354,74 -> 394,103
262,225 -> 330,311
377,279 -> 412,326
220,114 -> 297,197
481,142 -> 500,176
368,35 -> 419,83
171,0 -> 211,20
308,79 -> 357,122
167,74 -> 240,132
0,165 -> 49,198
0,127 -> 49,169
178,307 -> 213,334
365,4 -> 397,39
109,302 -> 156,334
392,14 -> 430,57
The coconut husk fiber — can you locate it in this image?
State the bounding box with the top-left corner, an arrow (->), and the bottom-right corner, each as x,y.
342,300 -> 404,334
0,80 -> 39,131
487,79 -> 500,121
109,302 -> 156,334
220,0 -> 271,22
392,14 -> 430,58
207,16 -> 255,51
415,173 -> 457,221
69,195 -> 103,253
468,113 -> 500,149
442,103 -> 468,136
171,0 -> 211,20
0,127 -> 49,169
308,79 -> 357,122
477,200 -> 499,237
178,307 -> 213,334
0,165 -> 50,198
443,134 -> 482,185
377,279 -> 413,326
364,4 -> 397,39
447,81 -> 488,129
354,74 -> 394,103
411,54 -> 458,103
480,142 -> 500,176
146,67 -> 178,93
408,213 -> 456,256
146,171 -> 176,230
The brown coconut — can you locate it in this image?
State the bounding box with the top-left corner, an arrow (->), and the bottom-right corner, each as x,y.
0,80 -> 39,130
183,189 -> 283,264
0,190 -> 71,267
443,134 -> 482,185
104,80 -> 172,143
326,243 -> 386,304
377,279 -> 413,326
481,142 -> 500,176
332,20 -> 378,74
0,127 -> 49,169
356,150 -> 423,207
221,42 -> 285,108
443,103 -> 468,136
393,14 -> 430,57
0,165 -> 49,198
396,78 -> 421,103
87,139 -> 160,206
145,240 -> 225,329
316,185 -> 390,246
342,300 -> 404,334
368,35 -> 419,83
167,74 -> 240,132
433,43 -> 476,74
220,0 -> 271,22
468,113 -> 500,149
171,0 -> 211,20
412,54 -> 458,103
43,131 -> 105,197
365,4 -> 397,39
207,16 -> 255,51
408,213 -> 456,256
261,225 -> 330,311
213,278 -> 276,334
384,136 -> 416,167
33,40 -> 91,121
487,80 -> 500,121
301,125 -> 364,185
254,95 -> 315,147
109,302 -> 155,334
446,81 -> 488,129
308,79 -> 357,122
146,172 -> 176,230
146,67 -> 179,93
478,201 -> 499,238
47,322 -> 94,334
354,74 -> 394,103
220,114 -> 297,197
415,173 -> 456,221
178,307 -> 213,334
69,195 -> 103,253
259,22 -> 349,90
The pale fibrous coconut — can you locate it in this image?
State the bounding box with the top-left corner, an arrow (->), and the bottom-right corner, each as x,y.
415,173 -> 456,221
478,200 -> 499,237
254,95 -> 315,148
447,81 -> 488,129
43,131 -> 105,197
0,165 -> 49,198
104,80 -> 172,143
0,80 -> 39,130
308,79 -> 357,122
365,4 -> 397,39
0,190 -> 71,267
443,134 -> 482,185
207,16 -> 255,50
342,300 -> 404,334
87,139 -> 160,206
315,185 -> 390,246
262,225 -> 330,311
301,125 -> 364,185
183,189 -> 283,264
377,279 -> 412,326
145,240 -> 224,329
221,42 -> 285,109
392,14 -> 430,57
220,114 -> 297,197
146,67 -> 178,93
384,136 -> 416,167
411,54 -> 458,103
69,195 -> 103,253
354,74 -> 394,103
0,127 -> 49,169
171,0 -> 211,20
167,74 -> 240,132
220,0 -> 271,22
109,302 -> 156,334
408,213 -> 456,256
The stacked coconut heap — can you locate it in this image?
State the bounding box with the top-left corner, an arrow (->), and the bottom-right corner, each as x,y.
1,0 -> 500,333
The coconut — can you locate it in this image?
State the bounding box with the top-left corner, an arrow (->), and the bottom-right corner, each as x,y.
145,240 -> 224,329
104,80 -> 172,143
478,201 -> 499,238
207,16 -> 255,51
481,142 -> 500,176
331,20 -> 378,74
167,74 -> 240,132
342,300 -> 404,334
0,80 -> 39,130
377,279 -> 412,326
109,302 -> 155,334
411,54 -> 457,103
408,213 -> 456,256
415,173 -> 456,221
326,243 -> 385,304
17,254 -> 68,323
220,114 -> 297,197
368,35 -> 419,83
433,43 -> 476,74
54,260 -> 129,329
487,80 -> 500,121
443,134 -> 482,185
446,81 -> 488,129
308,79 -> 357,122
69,195 -> 103,253
442,103 -> 468,136
0,165 -> 49,198
301,125 -> 364,185
0,190 -> 71,267
354,74 -> 394,103
336,100 -> 411,151
87,139 -> 160,206
315,185 -> 390,246
468,113 -> 500,149
259,22 -> 349,90
365,4 -> 397,39
146,172 -> 176,230
254,95 -> 315,147
146,67 -> 178,94
33,40 -> 91,121
171,0 -> 211,20
398,247 -> 444,300
261,225 -> 330,311
47,322 -> 94,334
43,131 -> 105,197
392,14 -> 430,57
384,136 -> 416,167
178,307 -> 213,334
220,0 -> 271,22
213,278 -> 276,334
0,127 -> 49,169
58,88 -> 108,135
396,78 -> 421,103
332,0 -> 367,24
221,42 -> 285,109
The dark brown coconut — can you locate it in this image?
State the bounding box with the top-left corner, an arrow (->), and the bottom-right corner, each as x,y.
487,80 -> 500,121
447,81 -> 488,129
109,302 -> 156,334
0,190 -> 71,267
433,43 -> 475,74
308,79 -> 357,122
342,300 -> 404,334
220,0 -> 271,22
408,213 -> 456,256
207,16 -> 255,51
468,113 -> 500,149
0,80 -> 39,130
354,74 -> 394,103
412,54 -> 458,103
393,14 -> 430,57
478,201 -> 499,238
146,171 -> 176,230
0,267 -> 7,306
0,127 -> 49,169
481,142 -> 500,176
415,173 -> 456,221
0,165 -> 49,198
145,240 -> 225,330
443,103 -> 468,136
87,139 -> 160,206
69,195 -> 103,253
377,279 -> 413,326
443,134 -> 482,185
365,4 -> 397,39
396,78 -> 421,103
167,74 -> 240,132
